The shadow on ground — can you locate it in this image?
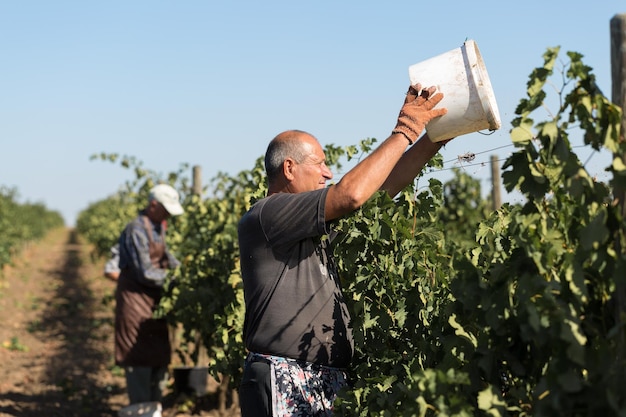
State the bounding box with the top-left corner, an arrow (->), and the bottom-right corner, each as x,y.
0,230 -> 125,417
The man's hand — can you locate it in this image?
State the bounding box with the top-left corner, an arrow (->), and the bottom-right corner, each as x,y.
392,84 -> 447,145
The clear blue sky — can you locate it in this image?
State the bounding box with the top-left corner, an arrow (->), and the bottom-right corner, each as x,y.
1,1 -> 623,226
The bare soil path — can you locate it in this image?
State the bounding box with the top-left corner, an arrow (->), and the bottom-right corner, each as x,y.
0,228 -> 239,417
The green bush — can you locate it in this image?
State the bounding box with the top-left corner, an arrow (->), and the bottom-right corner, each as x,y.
0,187 -> 64,269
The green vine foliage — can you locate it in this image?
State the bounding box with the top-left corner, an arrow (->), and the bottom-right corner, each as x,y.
445,48 -> 625,417
0,187 -> 65,269
332,161 -> 478,416
439,167 -> 493,252
157,162 -> 267,379
334,47 -> 625,416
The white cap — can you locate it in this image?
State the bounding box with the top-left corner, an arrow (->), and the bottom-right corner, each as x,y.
149,184 -> 184,216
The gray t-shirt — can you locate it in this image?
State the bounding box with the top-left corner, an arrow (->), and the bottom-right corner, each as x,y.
238,188 -> 354,368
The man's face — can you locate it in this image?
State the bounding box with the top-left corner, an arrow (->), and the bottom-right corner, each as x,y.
149,200 -> 171,223
288,139 -> 333,193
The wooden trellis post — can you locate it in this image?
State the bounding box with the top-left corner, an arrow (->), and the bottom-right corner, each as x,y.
611,14 -> 626,217
490,154 -> 502,211
192,165 -> 202,196
610,12 -> 626,360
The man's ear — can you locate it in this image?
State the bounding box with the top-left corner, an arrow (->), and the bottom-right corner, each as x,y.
283,158 -> 297,181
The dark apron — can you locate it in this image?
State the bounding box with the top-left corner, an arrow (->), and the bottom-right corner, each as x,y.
115,216 -> 171,367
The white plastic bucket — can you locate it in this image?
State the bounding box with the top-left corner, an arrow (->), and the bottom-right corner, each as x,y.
118,401 -> 162,417
408,39 -> 501,142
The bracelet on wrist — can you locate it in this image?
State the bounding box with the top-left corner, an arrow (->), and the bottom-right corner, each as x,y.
392,130 -> 414,145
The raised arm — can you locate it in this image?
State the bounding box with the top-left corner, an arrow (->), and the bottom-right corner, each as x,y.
324,85 -> 447,220
380,134 -> 448,197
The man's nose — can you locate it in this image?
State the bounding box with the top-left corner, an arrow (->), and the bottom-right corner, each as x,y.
322,164 -> 333,180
